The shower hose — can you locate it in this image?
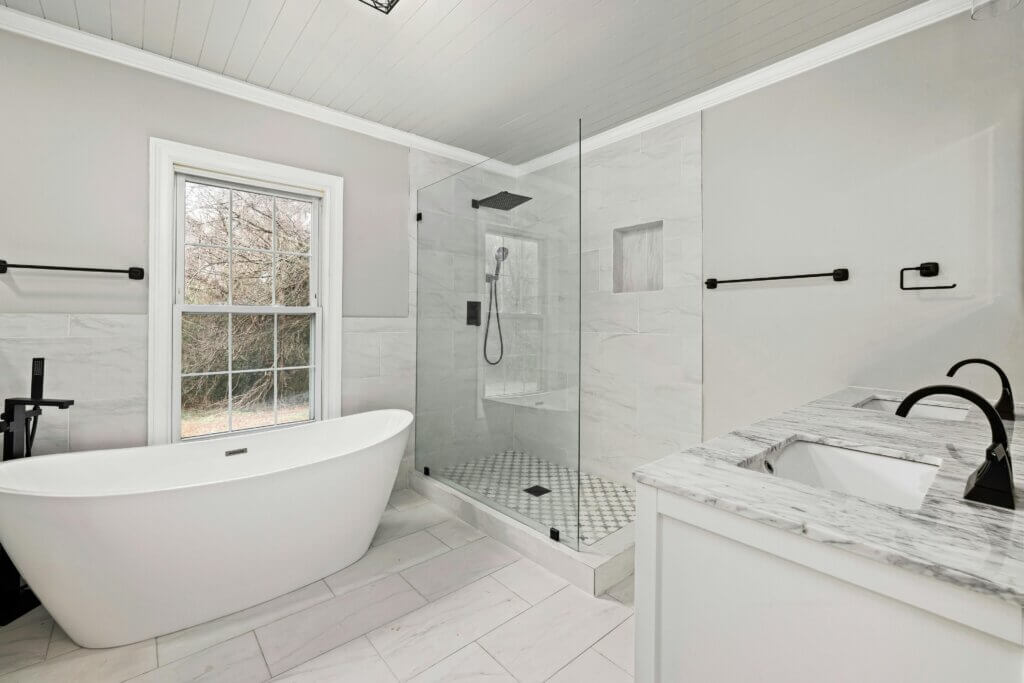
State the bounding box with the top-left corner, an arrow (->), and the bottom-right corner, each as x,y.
484,277 -> 504,365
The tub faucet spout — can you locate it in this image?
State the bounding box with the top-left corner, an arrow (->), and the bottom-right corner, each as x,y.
0,358 -> 73,461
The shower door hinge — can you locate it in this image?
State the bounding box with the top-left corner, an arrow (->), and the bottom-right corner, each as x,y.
416,212 -> 422,222
549,528 -> 560,542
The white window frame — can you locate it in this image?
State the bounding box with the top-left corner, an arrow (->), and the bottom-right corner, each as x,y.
148,138 -> 343,445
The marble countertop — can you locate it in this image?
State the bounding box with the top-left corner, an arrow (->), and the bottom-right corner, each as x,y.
633,386 -> 1024,607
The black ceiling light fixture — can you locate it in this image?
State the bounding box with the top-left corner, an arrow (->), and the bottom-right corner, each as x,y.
357,0 -> 401,14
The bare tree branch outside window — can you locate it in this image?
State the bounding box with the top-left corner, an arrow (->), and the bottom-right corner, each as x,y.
179,180 -> 316,438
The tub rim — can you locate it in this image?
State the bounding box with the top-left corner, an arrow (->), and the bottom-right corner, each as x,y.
0,409 -> 413,500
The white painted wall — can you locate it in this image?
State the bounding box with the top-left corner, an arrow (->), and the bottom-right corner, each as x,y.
702,11 -> 1024,438
0,30 -> 410,318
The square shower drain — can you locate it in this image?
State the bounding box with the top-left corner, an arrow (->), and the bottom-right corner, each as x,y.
524,485 -> 551,497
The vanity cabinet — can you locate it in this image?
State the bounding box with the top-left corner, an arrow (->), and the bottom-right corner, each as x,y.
634,482 -> 1024,682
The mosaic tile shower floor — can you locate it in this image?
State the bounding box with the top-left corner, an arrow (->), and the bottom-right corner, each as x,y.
440,450 -> 636,545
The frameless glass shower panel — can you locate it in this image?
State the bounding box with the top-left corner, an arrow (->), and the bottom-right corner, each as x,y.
415,145 -> 581,548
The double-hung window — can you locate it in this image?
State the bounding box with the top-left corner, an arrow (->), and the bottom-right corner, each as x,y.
149,139 -> 342,446
174,175 -> 321,439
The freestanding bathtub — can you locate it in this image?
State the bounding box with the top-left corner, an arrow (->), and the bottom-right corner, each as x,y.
0,409 -> 413,648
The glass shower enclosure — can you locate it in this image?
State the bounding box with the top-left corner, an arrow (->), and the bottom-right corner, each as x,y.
415,133 -> 583,549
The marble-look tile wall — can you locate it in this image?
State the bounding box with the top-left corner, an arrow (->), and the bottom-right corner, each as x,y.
0,307 -> 418,487
578,114 -> 703,486
0,313 -> 148,454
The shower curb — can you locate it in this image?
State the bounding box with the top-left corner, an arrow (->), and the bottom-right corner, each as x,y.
411,471 -> 634,596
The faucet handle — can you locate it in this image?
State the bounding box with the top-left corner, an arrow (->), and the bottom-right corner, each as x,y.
963,443 -> 1016,510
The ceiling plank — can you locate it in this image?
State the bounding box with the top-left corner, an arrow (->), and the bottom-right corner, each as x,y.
373,0 -> 533,126
142,0 -> 180,57
222,0 -> 286,79
305,0 -> 430,107
171,0 -> 215,65
75,0 -> 111,38
39,0 -> 76,27
245,0 -> 319,86
109,0 -> 143,47
347,0 -> 505,119
197,0 -> 251,73
6,0 -> 43,15
267,0 -> 353,94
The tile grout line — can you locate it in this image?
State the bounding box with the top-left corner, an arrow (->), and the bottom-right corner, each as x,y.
41,619 -> 55,661
158,581 -> 336,667
474,584 -> 634,680
365,634 -> 403,682
593,646 -> 632,678
252,629 -> 273,681
265,575 -> 422,680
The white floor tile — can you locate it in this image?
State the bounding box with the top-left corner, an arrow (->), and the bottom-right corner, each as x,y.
270,637 -> 396,682
0,606 -> 52,676
372,502 -> 451,546
388,489 -> 429,511
547,649 -> 632,683
427,518 -> 486,549
408,642 -> 514,683
492,558 -> 568,605
478,586 -> 632,682
256,574 -> 425,676
157,582 -> 333,665
400,538 -> 520,600
129,632 -> 269,682
0,638 -> 156,683
368,577 -> 528,680
593,616 -> 634,675
324,531 -> 449,598
46,623 -> 79,660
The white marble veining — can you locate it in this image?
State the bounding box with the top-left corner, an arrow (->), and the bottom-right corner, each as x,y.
478,585 -> 632,681
548,649 -> 632,683
634,386 -> 1024,606
367,577 -> 528,680
400,537 -> 520,600
408,642 -> 514,683
0,607 -> 51,676
255,574 -> 425,676
492,558 -> 569,605
155,582 -> 334,665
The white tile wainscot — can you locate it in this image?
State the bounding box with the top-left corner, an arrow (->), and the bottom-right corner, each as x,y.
0,313 -> 147,455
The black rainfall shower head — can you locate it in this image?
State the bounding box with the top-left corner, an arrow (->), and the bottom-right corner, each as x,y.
471,191 -> 533,211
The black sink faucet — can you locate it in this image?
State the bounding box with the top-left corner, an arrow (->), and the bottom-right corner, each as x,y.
946,358 -> 1015,421
896,385 -> 1014,510
0,358 -> 74,461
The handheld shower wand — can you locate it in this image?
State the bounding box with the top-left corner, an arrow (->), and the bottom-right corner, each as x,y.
484,247 -> 509,365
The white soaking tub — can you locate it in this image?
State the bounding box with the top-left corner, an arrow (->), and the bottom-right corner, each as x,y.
0,409 -> 413,648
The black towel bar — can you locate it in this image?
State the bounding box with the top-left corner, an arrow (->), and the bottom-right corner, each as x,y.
0,260 -> 144,280
705,268 -> 848,290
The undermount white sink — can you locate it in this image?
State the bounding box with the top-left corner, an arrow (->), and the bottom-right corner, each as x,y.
858,398 -> 969,422
743,440 -> 940,510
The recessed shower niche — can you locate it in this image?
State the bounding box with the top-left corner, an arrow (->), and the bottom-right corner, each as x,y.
613,220 -> 664,293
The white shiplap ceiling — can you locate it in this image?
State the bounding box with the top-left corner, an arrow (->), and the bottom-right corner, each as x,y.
2,0 -> 929,163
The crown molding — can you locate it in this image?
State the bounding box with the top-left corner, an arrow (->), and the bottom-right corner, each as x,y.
516,0 -> 972,176
0,5 -> 518,177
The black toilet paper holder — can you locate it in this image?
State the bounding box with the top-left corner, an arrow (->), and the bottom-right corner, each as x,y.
899,262 -> 956,291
